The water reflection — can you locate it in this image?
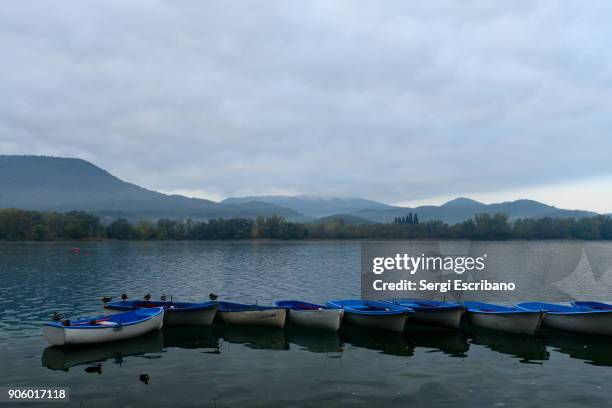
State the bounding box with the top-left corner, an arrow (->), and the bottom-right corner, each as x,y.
340,325 -> 415,357
286,327 -> 343,354
213,325 -> 289,350
408,332 -> 469,358
41,324 -> 612,373
540,330 -> 612,367
470,329 -> 549,364
163,326 -> 219,352
42,330 -> 164,371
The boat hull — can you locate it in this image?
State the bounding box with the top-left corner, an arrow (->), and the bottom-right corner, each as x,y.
542,312 -> 612,336
104,302 -> 218,326
467,311 -> 541,335
343,312 -> 408,333
43,311 -> 164,346
411,308 -> 464,330
287,309 -> 343,331
217,308 -> 286,328
42,331 -> 164,371
163,307 -> 218,326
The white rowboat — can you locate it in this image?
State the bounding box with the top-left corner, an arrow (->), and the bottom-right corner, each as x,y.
217,302 -> 286,328
276,301 -> 343,331
465,302 -> 542,335
43,308 -> 164,346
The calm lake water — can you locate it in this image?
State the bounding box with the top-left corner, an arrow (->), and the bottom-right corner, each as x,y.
2,241 -> 612,407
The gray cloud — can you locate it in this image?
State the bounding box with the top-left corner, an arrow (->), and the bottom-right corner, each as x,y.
1,0 -> 611,203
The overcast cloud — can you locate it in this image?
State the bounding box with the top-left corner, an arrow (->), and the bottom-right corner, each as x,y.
1,1 -> 611,210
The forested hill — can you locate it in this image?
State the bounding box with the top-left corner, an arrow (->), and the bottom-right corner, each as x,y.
222,196 -> 597,223
351,197 -> 596,224
0,155 -> 302,222
0,155 -> 600,224
222,195 -> 393,217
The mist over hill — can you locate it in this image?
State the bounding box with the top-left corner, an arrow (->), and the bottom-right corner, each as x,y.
225,195 -> 596,224
222,195 -> 392,218
0,156 -> 302,222
0,155 -> 598,224
350,197 -> 596,224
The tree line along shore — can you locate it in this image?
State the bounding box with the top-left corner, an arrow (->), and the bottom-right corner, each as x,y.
1,208 -> 612,241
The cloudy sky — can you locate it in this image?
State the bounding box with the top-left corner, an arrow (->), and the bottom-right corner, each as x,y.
1,1 -> 611,211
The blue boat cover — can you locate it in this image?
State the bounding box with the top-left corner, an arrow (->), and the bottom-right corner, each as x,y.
275,300 -> 330,310
44,307 -> 163,329
218,301 -> 282,312
106,300 -> 218,312
464,301 -> 538,314
516,302 -> 606,314
572,301 -> 612,310
327,299 -> 412,315
385,299 -> 463,311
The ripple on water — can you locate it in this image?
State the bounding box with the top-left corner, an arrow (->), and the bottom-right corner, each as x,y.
3,241 -> 612,407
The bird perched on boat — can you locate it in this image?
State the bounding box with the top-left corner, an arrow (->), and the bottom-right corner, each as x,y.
85,364 -> 102,374
51,312 -> 64,321
160,295 -> 167,301
144,293 -> 151,301
209,293 -> 218,300
101,296 -> 112,304
139,374 -> 150,384
121,293 -> 128,301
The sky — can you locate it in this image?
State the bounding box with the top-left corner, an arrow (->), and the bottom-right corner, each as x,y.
1,1 -> 612,212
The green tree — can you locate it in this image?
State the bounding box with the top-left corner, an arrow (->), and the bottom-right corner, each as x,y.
107,218 -> 134,239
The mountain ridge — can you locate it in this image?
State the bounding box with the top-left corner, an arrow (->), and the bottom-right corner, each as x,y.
350,198 -> 595,224
0,155 -> 303,222
0,155 -> 600,224
222,195 -> 393,217
226,194 -> 597,223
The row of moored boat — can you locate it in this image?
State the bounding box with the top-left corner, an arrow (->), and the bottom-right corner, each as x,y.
43,297 -> 612,346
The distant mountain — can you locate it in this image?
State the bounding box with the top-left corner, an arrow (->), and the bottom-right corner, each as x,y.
0,155 -> 600,225
222,195 -> 392,217
441,197 -> 487,210
0,156 -> 303,222
351,197 -> 597,224
222,194 -> 596,224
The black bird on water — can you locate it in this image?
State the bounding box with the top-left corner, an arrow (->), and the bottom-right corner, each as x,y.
160,295 -> 167,301
101,296 -> 112,304
51,312 -> 64,321
209,293 -> 218,300
121,293 -> 128,301
85,364 -> 102,374
144,293 -> 151,301
139,374 -> 150,384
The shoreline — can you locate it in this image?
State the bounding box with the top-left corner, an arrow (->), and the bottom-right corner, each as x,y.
0,237 -> 609,243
